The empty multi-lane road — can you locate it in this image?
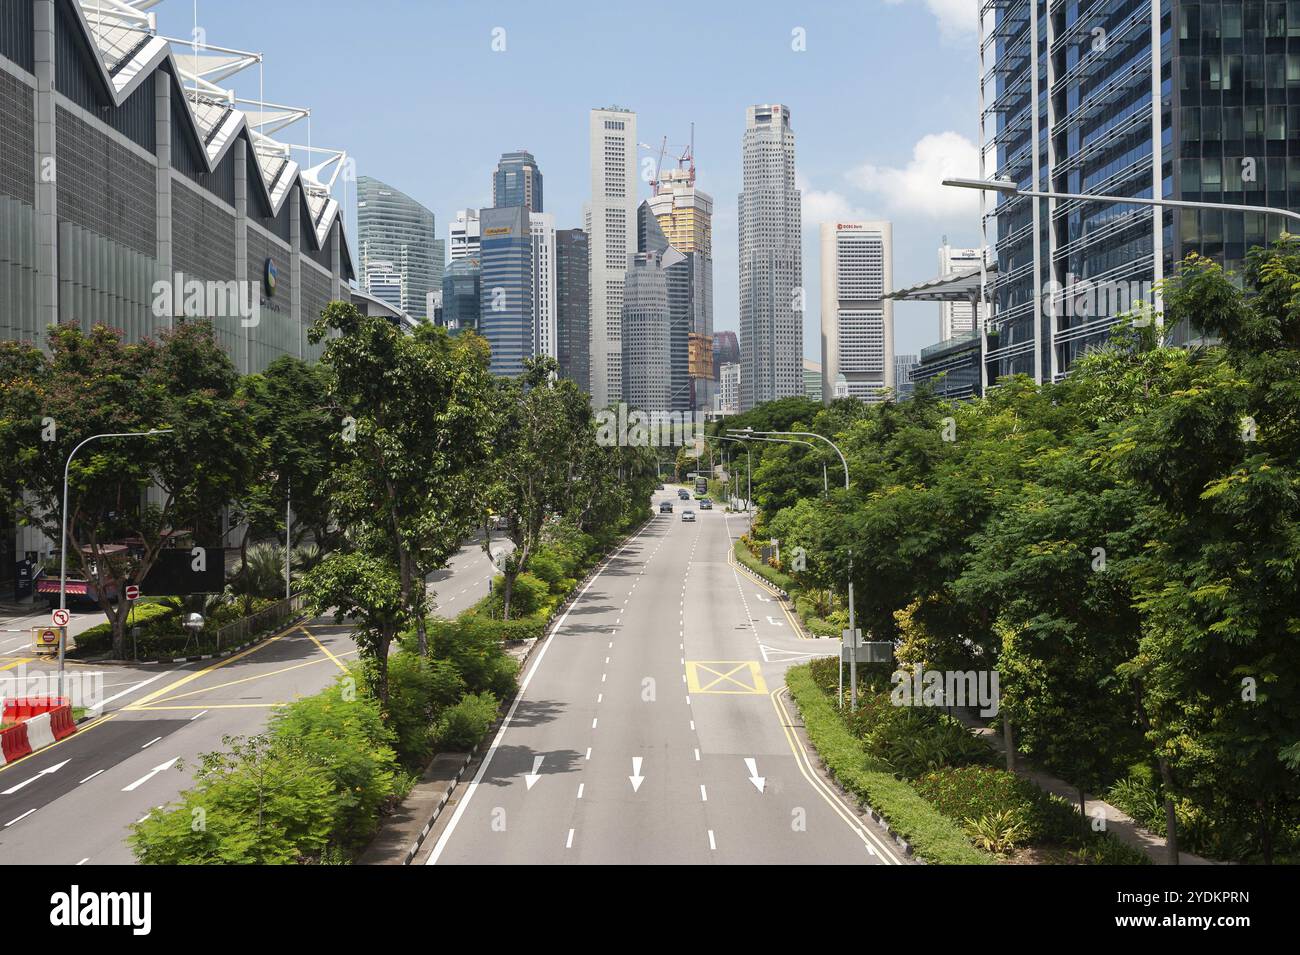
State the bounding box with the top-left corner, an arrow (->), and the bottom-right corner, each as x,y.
424,487 -> 903,865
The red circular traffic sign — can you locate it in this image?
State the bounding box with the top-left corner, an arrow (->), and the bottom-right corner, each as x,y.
51,608 -> 69,627
125,585 -> 140,601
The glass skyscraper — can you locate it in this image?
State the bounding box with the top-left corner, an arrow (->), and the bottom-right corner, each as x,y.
556,229 -> 590,392
441,258 -> 481,333
479,206 -> 534,377
493,150 -> 544,213
357,176 -> 442,320
982,0 -> 1300,386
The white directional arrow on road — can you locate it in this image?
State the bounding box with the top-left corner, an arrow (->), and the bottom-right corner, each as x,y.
524,755 -> 544,790
766,616 -> 783,627
1,759 -> 69,795
755,593 -> 772,602
629,756 -> 645,792
745,757 -> 766,793
121,757 -> 178,792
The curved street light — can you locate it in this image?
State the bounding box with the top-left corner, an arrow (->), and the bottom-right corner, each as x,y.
58,428 -> 173,695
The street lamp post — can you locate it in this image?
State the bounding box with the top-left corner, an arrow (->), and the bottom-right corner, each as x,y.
730,427 -> 859,709
942,176 -> 1300,334
59,428 -> 172,698
713,435 -> 753,511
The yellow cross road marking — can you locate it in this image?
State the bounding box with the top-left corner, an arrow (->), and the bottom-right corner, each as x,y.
0,657 -> 35,670
300,626 -> 350,673
685,660 -> 767,695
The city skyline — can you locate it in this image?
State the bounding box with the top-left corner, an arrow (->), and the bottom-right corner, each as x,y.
146,0 -> 983,363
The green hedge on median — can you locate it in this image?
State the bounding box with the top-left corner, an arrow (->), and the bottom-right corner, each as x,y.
733,539 -> 796,592
785,663 -> 996,865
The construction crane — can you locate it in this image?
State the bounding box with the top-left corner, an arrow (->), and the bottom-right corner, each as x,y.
638,128 -> 695,192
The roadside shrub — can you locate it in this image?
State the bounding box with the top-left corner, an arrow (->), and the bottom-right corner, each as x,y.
71,602 -> 179,657
526,552 -> 565,591
130,735 -> 338,864
915,766 -> 1045,835
428,618 -> 520,697
965,808 -> 1030,855
433,691 -> 499,751
382,653 -> 466,766
270,680 -> 404,848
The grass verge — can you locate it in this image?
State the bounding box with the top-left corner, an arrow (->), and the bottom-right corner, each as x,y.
785,663 -> 996,865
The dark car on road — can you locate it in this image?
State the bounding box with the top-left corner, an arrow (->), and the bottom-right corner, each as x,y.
659,501 -> 673,513
677,488 -> 690,500
698,498 -> 712,510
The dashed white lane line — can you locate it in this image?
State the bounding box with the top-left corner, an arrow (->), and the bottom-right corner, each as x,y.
78,769 -> 103,784
585,747 -> 591,760
577,784 -> 585,799
566,828 -> 575,849
694,748 -> 701,761
76,858 -> 89,865
189,710 -> 207,721
591,718 -> 598,729
596,693 -> 603,703
140,736 -> 162,749
5,808 -> 36,827
708,830 -> 717,850
700,784 -> 708,801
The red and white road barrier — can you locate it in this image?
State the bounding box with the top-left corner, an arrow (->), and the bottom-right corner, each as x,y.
0,697 -> 76,765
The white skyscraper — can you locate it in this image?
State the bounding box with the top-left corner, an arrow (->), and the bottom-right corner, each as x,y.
738,104 -> 803,411
589,106 -> 638,408
939,240 -> 982,341
450,209 -> 481,262
820,221 -> 894,404
530,211 -> 557,360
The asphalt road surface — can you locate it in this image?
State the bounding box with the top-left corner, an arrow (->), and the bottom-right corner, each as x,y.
423,487 -> 903,865
0,538 -> 504,865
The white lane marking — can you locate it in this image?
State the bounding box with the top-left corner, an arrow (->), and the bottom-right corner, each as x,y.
585,747 -> 591,760
601,673 -> 606,683
566,828 -> 575,849
140,736 -> 162,749
79,769 -> 104,784
425,520 -> 656,865
189,710 -> 207,721
76,858 -> 89,865
597,693 -> 603,703
690,720 -> 695,731
577,783 -> 584,799
591,718 -> 598,729
629,756 -> 645,792
121,757 -> 178,792
5,808 -> 37,827
700,784 -> 708,801
524,756 -> 545,790
708,830 -> 717,850
1,758 -> 70,795
694,748 -> 700,761
92,668 -> 180,713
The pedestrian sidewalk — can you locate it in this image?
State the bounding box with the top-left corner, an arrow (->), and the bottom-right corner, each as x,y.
960,715 -> 1217,865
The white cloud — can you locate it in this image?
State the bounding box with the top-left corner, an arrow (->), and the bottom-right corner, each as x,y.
883,0 -> 979,45
846,131 -> 979,219
796,173 -> 868,228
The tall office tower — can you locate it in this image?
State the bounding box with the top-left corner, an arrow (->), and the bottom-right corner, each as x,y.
738,104 -> 802,410
649,162 -> 715,412
450,209 -> 481,262
357,176 -> 441,319
556,229 -> 591,391
894,353 -> 918,398
493,150 -> 544,213
819,221 -> 894,404
636,202 -> 691,412
938,240 -> 982,340
530,212 -> 557,359
441,258 -> 481,333
621,252 -> 672,412
479,206 -> 534,377
712,331 -> 740,383
589,106 -> 639,408
981,1 -> 1292,385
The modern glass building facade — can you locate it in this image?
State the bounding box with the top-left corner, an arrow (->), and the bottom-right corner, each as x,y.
357,175 -> 441,320
621,251 -> 672,412
493,150 -> 543,213
555,228 -> 590,392
479,205 -> 533,377
982,0 -> 1300,386
441,257 -> 481,333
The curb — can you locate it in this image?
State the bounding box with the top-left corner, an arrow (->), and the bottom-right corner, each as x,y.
75,615 -> 309,667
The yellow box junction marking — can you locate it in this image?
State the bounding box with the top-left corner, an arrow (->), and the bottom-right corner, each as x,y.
685,661 -> 767,695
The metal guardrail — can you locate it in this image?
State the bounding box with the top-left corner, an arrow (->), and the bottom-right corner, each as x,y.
209,594 -> 307,649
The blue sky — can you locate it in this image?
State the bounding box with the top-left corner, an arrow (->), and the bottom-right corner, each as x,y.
155,0 -> 983,358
